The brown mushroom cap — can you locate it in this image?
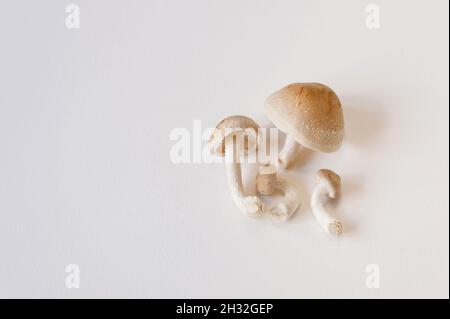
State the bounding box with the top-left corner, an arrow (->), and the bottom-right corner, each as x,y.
317,169 -> 341,198
265,83 -> 344,152
209,115 -> 260,157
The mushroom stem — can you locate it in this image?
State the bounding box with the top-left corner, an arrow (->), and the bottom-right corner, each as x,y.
262,175 -> 301,221
278,135 -> 301,168
311,182 -> 343,236
256,164 -> 277,195
224,142 -> 261,216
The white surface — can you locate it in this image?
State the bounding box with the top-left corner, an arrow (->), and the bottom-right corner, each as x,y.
0,0 -> 448,298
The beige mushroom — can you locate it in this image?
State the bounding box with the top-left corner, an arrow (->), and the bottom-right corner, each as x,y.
265,83 -> 344,168
209,115 -> 262,217
311,169 -> 343,236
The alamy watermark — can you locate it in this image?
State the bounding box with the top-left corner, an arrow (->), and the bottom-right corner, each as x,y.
365,264 -> 380,288
65,264 -> 80,289
169,120 -> 280,166
365,4 -> 380,29
65,4 -> 80,29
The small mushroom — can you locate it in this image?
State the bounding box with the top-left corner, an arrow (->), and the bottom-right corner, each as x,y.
261,174 -> 301,221
209,115 -> 262,217
265,83 -> 344,168
311,169 -> 343,236
256,164 -> 277,195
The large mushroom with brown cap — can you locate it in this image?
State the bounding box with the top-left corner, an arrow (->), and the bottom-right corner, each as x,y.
311,169 -> 343,236
265,83 -> 344,168
209,115 -> 262,217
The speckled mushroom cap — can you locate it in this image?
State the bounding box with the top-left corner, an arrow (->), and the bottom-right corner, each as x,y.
265,83 -> 344,152
317,169 -> 341,198
209,115 -> 260,157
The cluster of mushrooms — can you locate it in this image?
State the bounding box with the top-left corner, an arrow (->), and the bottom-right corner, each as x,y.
209,83 -> 345,236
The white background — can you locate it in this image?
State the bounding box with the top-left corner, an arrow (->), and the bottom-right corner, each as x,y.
0,0 -> 448,298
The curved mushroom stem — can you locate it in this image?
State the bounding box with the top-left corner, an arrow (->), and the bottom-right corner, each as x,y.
278,135 -> 302,168
311,182 -> 343,236
224,142 -> 261,217
262,175 -> 301,221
